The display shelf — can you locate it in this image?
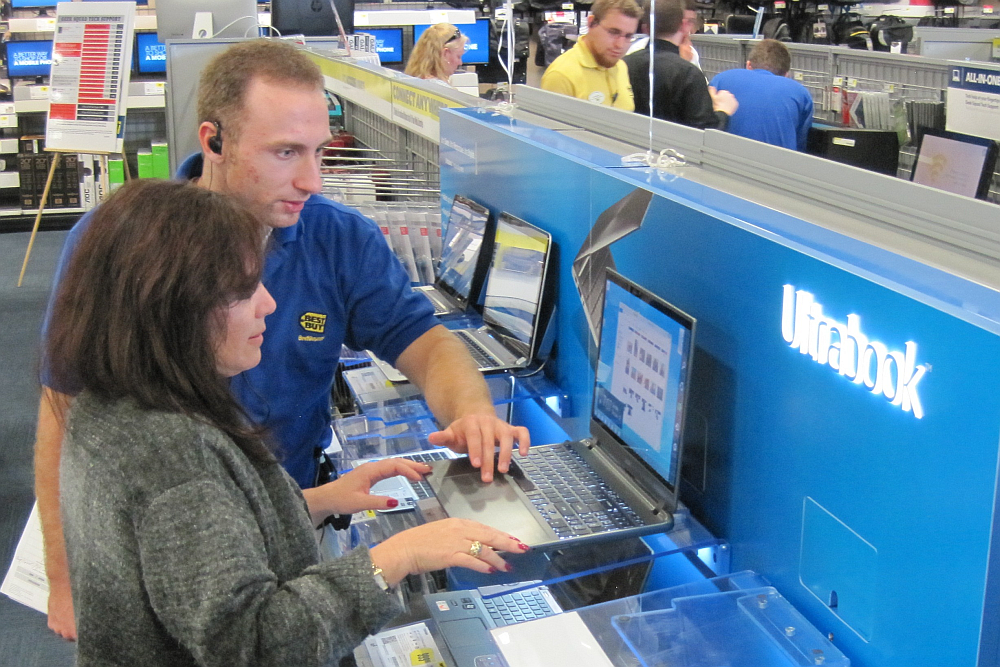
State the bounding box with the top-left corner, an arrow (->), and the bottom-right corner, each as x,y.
0,172 -> 20,189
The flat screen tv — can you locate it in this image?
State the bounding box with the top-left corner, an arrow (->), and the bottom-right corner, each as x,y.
6,40 -> 53,79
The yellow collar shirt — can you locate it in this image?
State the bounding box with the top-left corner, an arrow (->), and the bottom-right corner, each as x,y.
540,36 -> 635,111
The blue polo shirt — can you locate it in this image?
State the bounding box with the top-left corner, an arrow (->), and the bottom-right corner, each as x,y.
42,155 -> 438,488
708,68 -> 814,151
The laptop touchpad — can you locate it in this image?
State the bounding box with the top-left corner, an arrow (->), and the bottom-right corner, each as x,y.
427,459 -> 552,546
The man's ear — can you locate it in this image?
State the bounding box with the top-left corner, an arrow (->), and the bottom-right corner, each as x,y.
745,60 -> 753,70
587,14 -> 597,30
198,121 -> 224,163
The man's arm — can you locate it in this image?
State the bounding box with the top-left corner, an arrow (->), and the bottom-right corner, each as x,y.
395,325 -> 529,482
34,388 -> 76,640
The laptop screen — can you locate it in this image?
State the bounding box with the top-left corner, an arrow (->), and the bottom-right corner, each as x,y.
437,196 -> 491,307
592,271 -> 694,489
481,213 -> 552,358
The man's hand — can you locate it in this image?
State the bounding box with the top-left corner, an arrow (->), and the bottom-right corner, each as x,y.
302,458 -> 432,525
709,86 -> 738,117
428,413 -> 530,483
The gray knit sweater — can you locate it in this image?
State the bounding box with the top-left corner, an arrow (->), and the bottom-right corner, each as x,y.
60,392 -> 403,666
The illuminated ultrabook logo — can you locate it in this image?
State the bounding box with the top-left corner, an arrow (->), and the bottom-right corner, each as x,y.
781,285 -> 927,419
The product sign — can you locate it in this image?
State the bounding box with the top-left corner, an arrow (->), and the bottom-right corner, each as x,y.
781,285 -> 928,419
46,2 -> 135,153
390,83 -> 460,142
307,54 -> 392,120
946,65 -> 1000,142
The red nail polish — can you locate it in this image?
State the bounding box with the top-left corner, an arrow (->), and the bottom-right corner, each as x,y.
488,566 -> 497,574
517,541 -> 530,551
505,563 -> 514,573
387,498 -> 399,508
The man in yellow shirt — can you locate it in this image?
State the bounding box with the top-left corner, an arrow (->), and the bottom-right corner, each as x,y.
540,0 -> 640,110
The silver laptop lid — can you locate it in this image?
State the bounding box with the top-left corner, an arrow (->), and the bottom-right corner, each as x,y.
437,195 -> 492,310
590,270 -> 695,511
480,213 -> 553,361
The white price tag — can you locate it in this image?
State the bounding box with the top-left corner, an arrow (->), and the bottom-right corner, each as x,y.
793,71 -> 804,80
29,86 -> 50,100
847,77 -> 858,88
143,81 -> 165,96
832,76 -> 843,86
36,17 -> 56,31
562,2 -> 574,8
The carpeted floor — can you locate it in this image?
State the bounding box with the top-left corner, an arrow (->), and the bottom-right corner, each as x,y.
0,229 -> 76,666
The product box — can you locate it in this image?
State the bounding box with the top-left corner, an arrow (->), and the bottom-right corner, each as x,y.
108,158 -> 125,191
136,149 -> 154,179
150,141 -> 169,180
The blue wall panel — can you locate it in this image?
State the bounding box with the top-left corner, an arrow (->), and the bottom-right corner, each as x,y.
441,107 -> 1000,667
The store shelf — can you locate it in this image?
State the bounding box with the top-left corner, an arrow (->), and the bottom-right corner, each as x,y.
0,172 -> 20,189
14,95 -> 166,113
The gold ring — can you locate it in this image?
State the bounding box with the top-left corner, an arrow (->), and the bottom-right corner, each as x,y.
468,540 -> 482,558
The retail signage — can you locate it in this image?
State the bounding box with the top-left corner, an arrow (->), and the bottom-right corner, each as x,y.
306,55 -> 392,120
781,285 -> 927,419
946,65 -> 1000,142
47,2 -> 136,153
390,83 -> 459,142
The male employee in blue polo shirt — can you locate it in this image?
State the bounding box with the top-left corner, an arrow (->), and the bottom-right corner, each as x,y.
34,39 -> 529,641
708,39 -> 814,151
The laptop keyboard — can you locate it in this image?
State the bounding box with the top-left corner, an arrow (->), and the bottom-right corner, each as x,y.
400,449 -> 453,499
516,446 -> 644,540
480,587 -> 558,626
455,329 -> 495,368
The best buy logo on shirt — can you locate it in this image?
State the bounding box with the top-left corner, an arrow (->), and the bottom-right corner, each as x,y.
299,312 -> 327,341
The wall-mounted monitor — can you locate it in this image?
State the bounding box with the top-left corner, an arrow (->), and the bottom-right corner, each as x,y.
134,32 -> 166,75
413,18 -> 491,66
6,40 -> 53,79
156,0 -> 260,40
910,128 -> 999,200
10,0 -> 56,8
363,27 -> 404,64
271,0 -> 354,36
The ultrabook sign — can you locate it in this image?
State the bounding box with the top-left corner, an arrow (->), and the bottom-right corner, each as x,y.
781,285 -> 927,419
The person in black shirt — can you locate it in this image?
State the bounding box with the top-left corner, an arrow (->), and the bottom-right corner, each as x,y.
624,0 -> 737,128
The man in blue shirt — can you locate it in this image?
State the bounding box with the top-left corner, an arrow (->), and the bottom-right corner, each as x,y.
35,39 -> 529,640
708,39 -> 814,151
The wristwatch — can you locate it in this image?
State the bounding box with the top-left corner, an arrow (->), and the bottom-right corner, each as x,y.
371,558 -> 391,592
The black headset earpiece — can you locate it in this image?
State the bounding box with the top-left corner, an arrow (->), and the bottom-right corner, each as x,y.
208,121 -> 223,155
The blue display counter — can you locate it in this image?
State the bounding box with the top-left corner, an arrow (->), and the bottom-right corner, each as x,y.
439,106 -> 1000,667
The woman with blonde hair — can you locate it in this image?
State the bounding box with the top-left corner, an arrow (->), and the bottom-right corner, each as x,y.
405,22 -> 469,83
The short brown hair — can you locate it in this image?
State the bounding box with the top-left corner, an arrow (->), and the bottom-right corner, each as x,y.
748,38 -> 791,76
591,0 -> 642,24
45,180 -> 273,462
197,39 -> 324,142
405,23 -> 466,80
650,0 -> 695,37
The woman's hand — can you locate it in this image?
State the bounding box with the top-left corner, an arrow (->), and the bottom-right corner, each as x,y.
368,518 -> 530,587
302,458 -> 432,526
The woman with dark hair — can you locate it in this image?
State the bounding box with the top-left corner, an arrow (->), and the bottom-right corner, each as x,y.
47,179 -> 525,667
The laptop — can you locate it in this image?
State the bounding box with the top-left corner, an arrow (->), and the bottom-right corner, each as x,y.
415,195 -> 494,317
425,582 -> 562,667
422,269 -> 695,549
372,212 -> 555,381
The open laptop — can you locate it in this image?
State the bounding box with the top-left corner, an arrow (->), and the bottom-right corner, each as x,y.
415,195 -> 494,317
372,212 -> 555,381
422,269 -> 695,549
